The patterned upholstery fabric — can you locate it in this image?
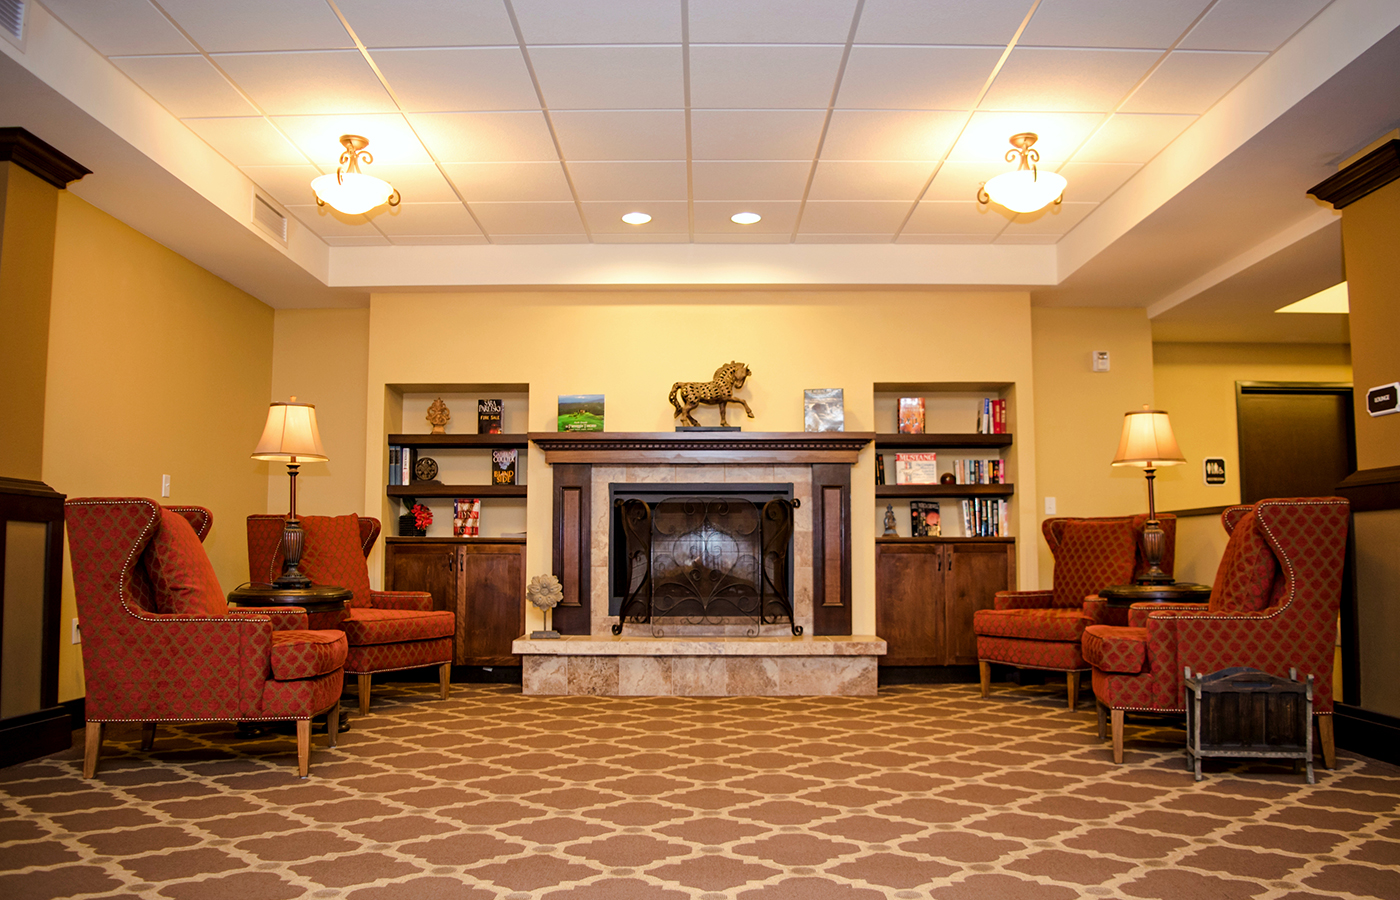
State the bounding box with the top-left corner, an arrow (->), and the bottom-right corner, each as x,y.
228,607 -> 309,631
343,607 -> 456,645
992,590 -> 1054,611
299,515 -> 376,608
145,508 -> 228,617
975,636 -> 1085,671
271,629 -> 348,680
1081,626 -> 1147,673
346,637 -> 455,676
972,608 -> 1092,641
371,590 -> 434,612
1208,509 -> 1280,613
1051,519 -> 1138,609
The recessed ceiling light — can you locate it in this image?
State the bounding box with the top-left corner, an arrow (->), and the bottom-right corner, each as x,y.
1276,282 -> 1349,314
731,212 -> 761,225
621,212 -> 652,225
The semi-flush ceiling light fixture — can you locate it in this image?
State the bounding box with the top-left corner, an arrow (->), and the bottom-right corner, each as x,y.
976,133 -> 1067,214
311,134 -> 402,215
731,212 -> 761,225
621,212 -> 652,225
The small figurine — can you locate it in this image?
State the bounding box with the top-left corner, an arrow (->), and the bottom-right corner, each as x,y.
883,504 -> 898,537
426,397 -> 450,434
527,574 -> 564,639
669,361 -> 754,428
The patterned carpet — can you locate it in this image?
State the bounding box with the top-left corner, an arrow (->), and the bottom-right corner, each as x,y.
2,682 -> 1398,900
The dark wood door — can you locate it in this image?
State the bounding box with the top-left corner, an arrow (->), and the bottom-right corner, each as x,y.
456,543 -> 526,667
1236,384 -> 1355,502
943,542 -> 1014,665
384,540 -> 457,613
875,542 -> 945,666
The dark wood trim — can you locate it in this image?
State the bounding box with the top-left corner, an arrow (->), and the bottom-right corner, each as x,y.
388,484 -> 527,498
876,483 -> 1014,499
389,433 -> 529,449
1335,465 -> 1400,512
530,431 -> 874,465
0,706 -> 73,768
811,463 -> 852,635
385,536 -> 527,544
551,464 -> 591,634
0,479 -> 66,715
876,536 -> 1015,544
0,128 -> 91,188
874,433 -> 1012,450
1342,521 -> 1360,707
1159,505 -> 1231,518
1335,703 -> 1400,766
1308,139 -> 1400,209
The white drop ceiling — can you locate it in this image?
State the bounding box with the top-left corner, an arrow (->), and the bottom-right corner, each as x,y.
4,0 -> 1398,339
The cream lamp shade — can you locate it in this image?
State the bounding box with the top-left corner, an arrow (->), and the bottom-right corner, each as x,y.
310,135 -> 402,216
252,400 -> 327,462
1112,408 -> 1184,468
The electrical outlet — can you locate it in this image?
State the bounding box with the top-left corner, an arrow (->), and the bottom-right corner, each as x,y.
161,474 -> 171,498
1044,497 -> 1057,515
71,618 -> 81,644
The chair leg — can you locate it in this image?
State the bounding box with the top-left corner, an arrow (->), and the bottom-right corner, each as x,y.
1111,709 -> 1125,764
83,722 -> 104,779
978,661 -> 991,698
439,662 -> 451,701
139,723 -> 156,751
296,719 -> 311,778
326,703 -> 339,750
1067,671 -> 1080,710
1318,714 -> 1336,769
1096,701 -> 1107,740
358,673 -> 372,716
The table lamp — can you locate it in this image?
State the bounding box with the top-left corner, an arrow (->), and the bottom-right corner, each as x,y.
252,398 -> 327,588
1112,406 -> 1185,584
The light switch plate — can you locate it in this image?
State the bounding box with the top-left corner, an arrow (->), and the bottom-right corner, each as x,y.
1044,497 -> 1057,515
1092,351 -> 1110,372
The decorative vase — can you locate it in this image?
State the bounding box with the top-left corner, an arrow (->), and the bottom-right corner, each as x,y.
398,514 -> 425,537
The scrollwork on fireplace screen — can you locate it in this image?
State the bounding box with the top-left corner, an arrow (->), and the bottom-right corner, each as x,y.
613,495 -> 801,636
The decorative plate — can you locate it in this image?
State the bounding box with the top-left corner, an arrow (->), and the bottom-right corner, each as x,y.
414,456 -> 439,482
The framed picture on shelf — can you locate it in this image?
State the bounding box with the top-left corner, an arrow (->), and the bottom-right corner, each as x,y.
803,388 -> 845,432
558,394 -> 605,432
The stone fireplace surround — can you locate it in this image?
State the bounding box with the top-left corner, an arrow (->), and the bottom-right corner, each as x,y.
513,433 -> 886,696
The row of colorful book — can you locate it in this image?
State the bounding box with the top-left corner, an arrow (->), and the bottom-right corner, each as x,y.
962,498 -> 1008,537
976,398 -> 1008,434
388,447 -> 518,485
954,458 -> 1005,484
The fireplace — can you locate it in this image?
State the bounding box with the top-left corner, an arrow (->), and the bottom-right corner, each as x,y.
609,483 -> 798,635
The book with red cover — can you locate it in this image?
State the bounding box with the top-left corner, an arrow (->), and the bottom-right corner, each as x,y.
898,397 -> 925,434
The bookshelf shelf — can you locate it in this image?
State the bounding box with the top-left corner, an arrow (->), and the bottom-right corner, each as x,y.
875,433 -> 1012,450
388,484 -> 527,499
876,484 -> 1014,499
389,433 -> 529,449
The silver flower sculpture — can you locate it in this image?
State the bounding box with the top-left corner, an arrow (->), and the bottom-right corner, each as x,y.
526,574 -> 563,612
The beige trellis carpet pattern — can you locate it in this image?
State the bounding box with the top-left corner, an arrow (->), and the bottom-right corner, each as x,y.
1,682 -> 1398,900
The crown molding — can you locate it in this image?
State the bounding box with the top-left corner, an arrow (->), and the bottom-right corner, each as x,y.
1309,139 -> 1400,209
0,127 -> 90,188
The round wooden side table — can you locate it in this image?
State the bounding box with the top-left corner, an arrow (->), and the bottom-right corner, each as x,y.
1100,582 -> 1212,609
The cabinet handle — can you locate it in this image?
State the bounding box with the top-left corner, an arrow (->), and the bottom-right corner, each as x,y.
937,548 -> 943,571
446,552 -> 455,572
947,548 -> 953,572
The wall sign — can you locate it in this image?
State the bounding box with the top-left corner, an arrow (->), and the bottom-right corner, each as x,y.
1366,382 -> 1399,417
1203,457 -> 1227,485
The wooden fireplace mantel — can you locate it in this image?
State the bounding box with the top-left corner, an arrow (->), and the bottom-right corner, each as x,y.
528,431 -> 875,465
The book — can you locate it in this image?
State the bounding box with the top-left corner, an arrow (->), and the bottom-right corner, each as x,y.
491,449 -> 518,486
993,398 -> 1006,434
558,394 -> 604,432
875,454 -> 886,486
453,498 -> 481,537
804,388 -> 845,432
910,500 -> 941,537
389,446 -> 400,485
401,448 -> 411,486
894,452 -> 938,485
898,397 -> 925,434
478,399 -> 502,434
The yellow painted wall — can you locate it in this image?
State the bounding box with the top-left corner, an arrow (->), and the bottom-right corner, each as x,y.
266,308 -> 370,518
43,194 -> 274,701
365,291 -> 1040,634
1342,177 -> 1400,470
1152,342 -> 1352,512
1030,308 -> 1156,583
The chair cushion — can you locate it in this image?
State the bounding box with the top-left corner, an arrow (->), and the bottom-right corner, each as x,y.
973,608 -> 1091,641
346,637 -> 454,675
300,515 -> 374,608
270,629 -> 347,680
145,508 -> 227,617
1209,509 -> 1279,613
1053,519 -> 1138,609
976,635 -> 1086,671
1082,625 -> 1148,674
342,607 -> 455,646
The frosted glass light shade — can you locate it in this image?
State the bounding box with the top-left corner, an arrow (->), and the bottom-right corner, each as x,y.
252,401 -> 327,462
311,171 -> 395,215
982,168 -> 1068,214
1112,408 -> 1184,468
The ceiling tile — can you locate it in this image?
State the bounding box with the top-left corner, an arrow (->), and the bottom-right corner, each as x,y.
512,0 -> 682,43
689,0 -> 859,43
212,51 -> 396,116
43,0 -> 196,55
240,164 -> 323,208
336,0 -> 519,48
924,161 -> 1024,202
111,55 -> 258,118
981,48 -> 1160,112
386,235 -> 490,245
581,201 -> 690,233
530,46 -> 684,110
1178,0 -> 1330,51
795,233 -> 895,243
1006,200 -> 1095,233
1055,162 -> 1141,202
694,233 -> 793,243
693,201 -> 800,233
856,0 -> 1035,45
285,204 -> 376,236
799,201 -> 911,233
897,233 -> 997,244
323,235 -> 393,246
157,0 -> 353,52
551,111 -> 687,161
271,114 -> 434,166
1019,0 -> 1212,49
439,162 -> 574,202
1121,50 -> 1265,115
366,202 -> 482,236
470,202 -> 585,235
838,47 -> 1002,110
994,233 -> 1063,243
184,117 -> 307,166
903,201 -> 1013,235
821,110 -> 966,161
408,112 -> 559,162
691,110 -> 825,160
357,164 -> 460,202
370,48 -> 540,112
689,45 -> 845,110
692,161 -> 811,201
807,161 -> 935,202
1071,113 -> 1194,163
593,233 -> 690,243
491,233 -> 591,244
947,111 -> 1104,163
568,162 -> 689,201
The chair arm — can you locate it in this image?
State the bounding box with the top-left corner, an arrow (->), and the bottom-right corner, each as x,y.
228,608 -> 309,631
371,590 -> 435,612
994,590 -> 1054,611
1129,603 -> 1205,629
1171,610 -> 1336,711
1081,596 -> 1127,627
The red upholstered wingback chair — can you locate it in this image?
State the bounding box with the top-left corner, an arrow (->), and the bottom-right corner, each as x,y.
248,514 -> 455,715
65,498 -> 346,779
974,515 -> 1176,709
1083,498 -> 1348,767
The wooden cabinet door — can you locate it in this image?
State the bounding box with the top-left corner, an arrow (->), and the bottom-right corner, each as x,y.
875,542 -> 945,666
456,543 -> 526,667
385,541 -> 457,613
942,541 -> 1014,665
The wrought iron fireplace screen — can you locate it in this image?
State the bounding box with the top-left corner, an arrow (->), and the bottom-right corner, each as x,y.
613,492 -> 800,636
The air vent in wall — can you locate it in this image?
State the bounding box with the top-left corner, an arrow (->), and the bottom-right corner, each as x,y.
252,192 -> 288,243
0,0 -> 26,46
